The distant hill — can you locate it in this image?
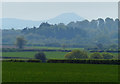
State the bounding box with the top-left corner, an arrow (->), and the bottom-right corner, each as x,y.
1,13 -> 85,29
47,13 -> 85,24
2,18 -> 42,29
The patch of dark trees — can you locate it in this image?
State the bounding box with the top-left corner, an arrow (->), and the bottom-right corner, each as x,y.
21,17 -> 119,40
2,17 -> 119,47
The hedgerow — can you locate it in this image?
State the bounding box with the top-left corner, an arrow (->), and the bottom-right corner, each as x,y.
47,59 -> 120,65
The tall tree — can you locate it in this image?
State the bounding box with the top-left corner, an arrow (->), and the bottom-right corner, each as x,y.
16,36 -> 27,49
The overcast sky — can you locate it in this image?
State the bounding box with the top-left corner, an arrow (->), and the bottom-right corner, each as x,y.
2,2 -> 118,21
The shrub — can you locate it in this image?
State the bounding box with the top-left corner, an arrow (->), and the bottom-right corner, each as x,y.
90,52 -> 103,59
65,50 -> 88,59
34,52 -> 46,63
102,52 -> 114,59
65,52 -> 73,59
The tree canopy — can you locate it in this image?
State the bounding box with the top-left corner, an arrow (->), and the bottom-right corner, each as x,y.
2,17 -> 119,48
16,36 -> 27,49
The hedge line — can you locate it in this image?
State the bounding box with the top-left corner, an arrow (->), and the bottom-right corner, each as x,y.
47,59 -> 120,65
2,59 -> 41,63
2,48 -> 71,52
2,59 -> 120,65
2,48 -> 120,53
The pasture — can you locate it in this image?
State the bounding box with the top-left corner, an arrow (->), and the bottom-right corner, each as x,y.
2,51 -> 118,59
2,51 -> 67,59
2,45 -> 84,50
30,46 -> 84,50
2,48 -> 119,82
2,62 -> 119,82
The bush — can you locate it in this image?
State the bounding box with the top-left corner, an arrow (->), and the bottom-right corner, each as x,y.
65,50 -> 88,59
102,52 -> 114,59
34,52 -> 46,63
90,52 -> 103,59
64,52 -> 73,59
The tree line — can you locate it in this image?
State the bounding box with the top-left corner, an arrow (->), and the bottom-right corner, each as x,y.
2,17 -> 119,48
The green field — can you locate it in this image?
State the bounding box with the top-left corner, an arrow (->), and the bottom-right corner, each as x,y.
28,46 -> 84,50
2,51 -> 118,59
2,62 -> 119,82
2,51 -> 67,59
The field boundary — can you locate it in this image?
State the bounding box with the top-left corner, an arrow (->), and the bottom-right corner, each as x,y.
2,59 -> 120,65
47,59 -> 120,65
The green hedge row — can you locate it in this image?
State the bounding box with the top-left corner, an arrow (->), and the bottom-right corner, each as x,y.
47,59 -> 120,65
2,59 -> 120,65
2,59 -> 41,62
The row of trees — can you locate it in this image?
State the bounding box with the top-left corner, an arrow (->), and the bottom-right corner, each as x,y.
65,50 -> 115,59
2,17 -> 119,48
15,36 -> 118,52
33,50 -> 117,63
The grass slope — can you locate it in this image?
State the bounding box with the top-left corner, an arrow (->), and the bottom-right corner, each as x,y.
2,62 -> 118,82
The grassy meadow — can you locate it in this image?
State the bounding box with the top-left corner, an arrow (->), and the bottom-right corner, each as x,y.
29,46 -> 84,50
2,47 -> 119,82
2,51 -> 118,59
2,51 -> 67,59
2,62 -> 119,82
